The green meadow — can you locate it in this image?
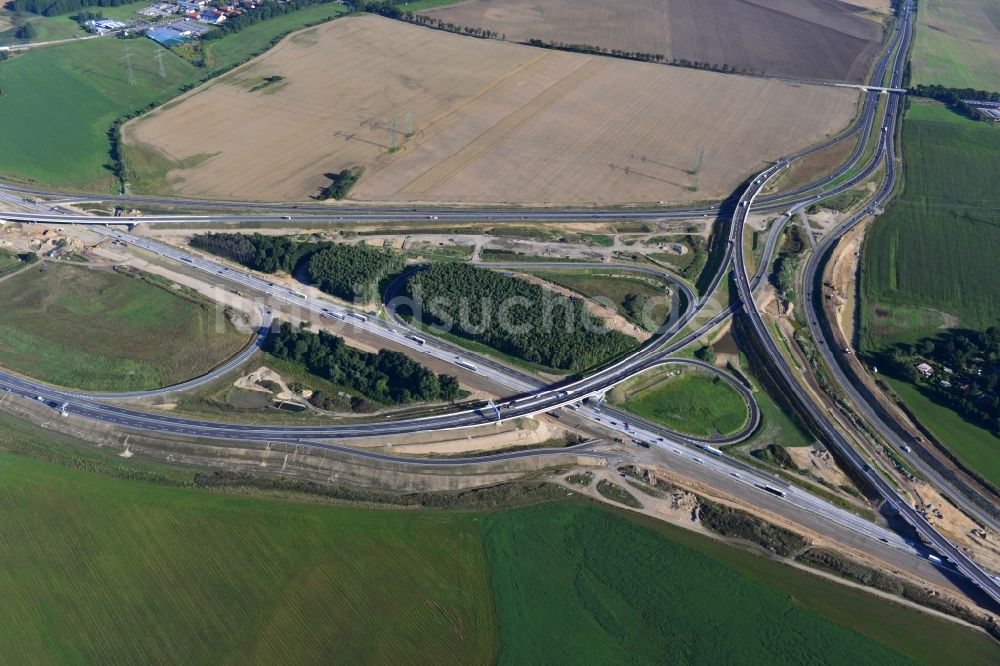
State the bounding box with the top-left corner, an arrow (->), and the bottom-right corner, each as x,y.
0,263 -> 248,391
0,412 -> 995,663
863,102 -> 1000,347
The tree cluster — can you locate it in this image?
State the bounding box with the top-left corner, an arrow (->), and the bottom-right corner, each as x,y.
402,263 -> 636,371
771,224 -> 806,300
266,321 -> 460,409
307,243 -> 401,302
73,9 -> 104,28
15,22 -> 37,40
353,1 -> 404,19
14,0 -> 127,17
909,84 -> 1000,121
190,232 -> 309,274
877,326 -> 1000,435
190,233 -> 401,303
680,234 -> 706,281
695,344 -> 716,364
317,167 -> 362,200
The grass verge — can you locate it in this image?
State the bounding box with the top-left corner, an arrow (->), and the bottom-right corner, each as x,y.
0,263 -> 249,391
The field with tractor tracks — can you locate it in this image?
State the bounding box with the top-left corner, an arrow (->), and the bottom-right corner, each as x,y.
123,15 -> 860,205
420,0 -> 885,82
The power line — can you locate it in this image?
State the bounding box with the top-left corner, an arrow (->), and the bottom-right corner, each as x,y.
121,45 -> 135,85
154,47 -> 166,80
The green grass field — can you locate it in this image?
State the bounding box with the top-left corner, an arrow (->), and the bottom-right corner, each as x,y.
0,5 -> 353,190
863,102 -> 1000,347
886,377 -> 1000,491
485,502 -> 997,665
0,411 -> 995,663
613,367 -> 749,438
0,37 -> 199,189
749,381 -> 815,448
529,269 -> 672,331
0,449 -> 496,663
0,1 -> 154,46
0,263 -> 249,391
0,248 -> 27,277
862,102 -> 1000,497
911,0 -> 1000,90
200,3 -> 349,71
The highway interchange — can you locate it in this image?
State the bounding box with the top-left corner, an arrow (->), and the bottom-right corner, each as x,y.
3,0 -> 1000,607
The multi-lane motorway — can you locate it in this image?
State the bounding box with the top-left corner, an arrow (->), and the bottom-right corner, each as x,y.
729,0 -> 1000,604
3,0 -> 998,604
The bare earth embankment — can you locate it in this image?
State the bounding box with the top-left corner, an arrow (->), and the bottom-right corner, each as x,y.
421,0 -> 885,82
124,15 -> 860,205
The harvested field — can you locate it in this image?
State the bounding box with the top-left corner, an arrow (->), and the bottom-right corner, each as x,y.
124,15 -> 860,205
421,0 -> 885,82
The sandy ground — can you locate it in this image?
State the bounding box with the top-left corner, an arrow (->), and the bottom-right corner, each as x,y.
912,481 -> 1000,572
785,445 -> 853,488
381,417 -> 566,455
824,219 -> 867,346
124,15 -> 859,205
235,365 -> 299,400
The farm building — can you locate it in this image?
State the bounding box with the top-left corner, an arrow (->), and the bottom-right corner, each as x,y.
963,99 -> 1000,122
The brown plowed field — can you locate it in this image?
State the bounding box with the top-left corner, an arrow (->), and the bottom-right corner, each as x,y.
421,0 -> 885,82
123,15 -> 860,205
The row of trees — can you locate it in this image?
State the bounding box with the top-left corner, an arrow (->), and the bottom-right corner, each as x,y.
377,7 -> 752,74
13,0 -> 129,17
525,38 -> 747,73
876,326 -> 1000,436
190,233 -> 400,302
909,84 -> 1000,121
266,321 -> 460,408
402,263 -> 636,372
401,13 -> 503,40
